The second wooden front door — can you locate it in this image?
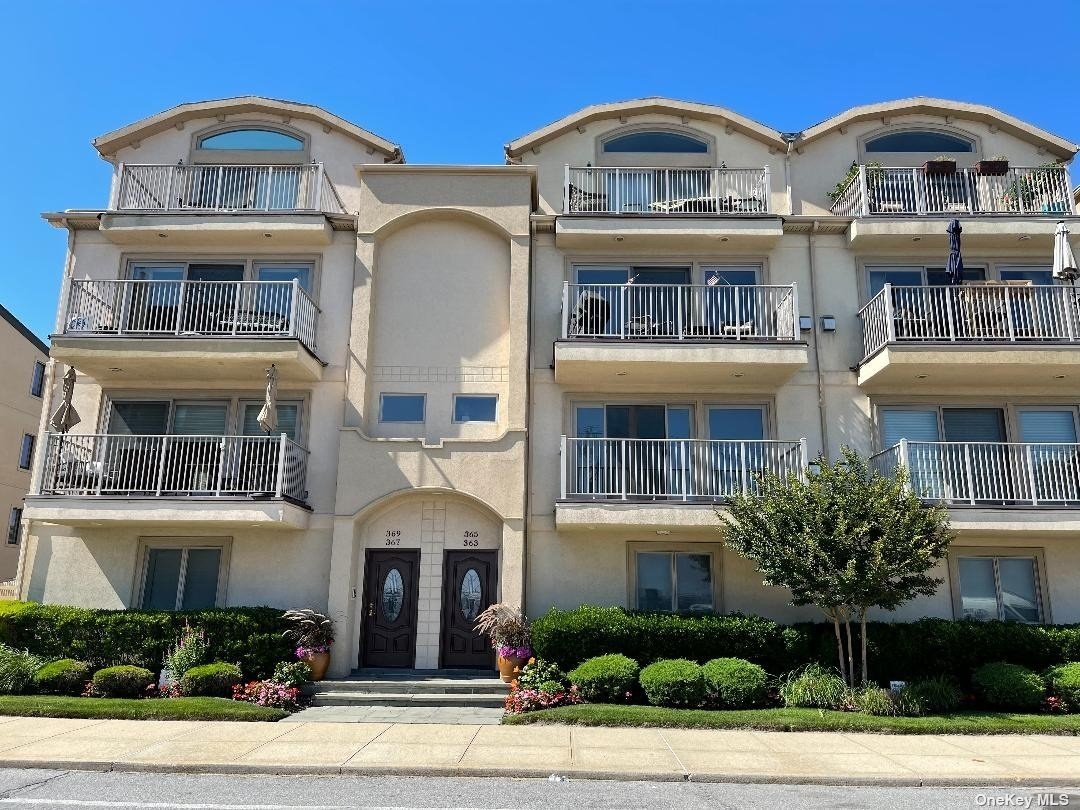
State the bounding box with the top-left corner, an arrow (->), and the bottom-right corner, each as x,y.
360,550 -> 420,668
440,551 -> 497,669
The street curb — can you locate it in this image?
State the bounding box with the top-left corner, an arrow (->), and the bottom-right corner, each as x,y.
0,759 -> 1076,787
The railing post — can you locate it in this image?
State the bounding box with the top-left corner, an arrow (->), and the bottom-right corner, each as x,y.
164,165 -> 176,212
1024,444 -> 1038,506
614,167 -> 621,214
914,168 -> 926,215
620,439 -> 628,500
1065,285 -> 1077,342
275,434 -> 288,497
289,278 -> 301,338
897,439 -> 911,494
858,165 -> 869,217
962,444 -> 975,505
563,165 -> 570,214
799,438 -> 809,482
945,285 -> 957,341
213,166 -> 224,210
561,282 -> 569,339
1004,285 -> 1016,341
116,281 -> 131,336
313,164 -> 325,212
215,438 -> 226,496
174,280 -> 187,336
762,165 -> 771,214
559,435 -> 567,499
1016,169 -> 1026,215
110,163 -> 125,210
884,284 -> 896,343
230,280 -> 242,336
790,283 -> 800,342
154,437 -> 168,496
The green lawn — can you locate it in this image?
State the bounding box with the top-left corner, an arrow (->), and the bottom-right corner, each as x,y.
503,704 -> 1080,735
0,696 -> 287,722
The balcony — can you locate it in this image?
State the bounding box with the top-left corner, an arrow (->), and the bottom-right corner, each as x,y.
558,166 -> 780,249
24,433 -> 311,529
556,436 -> 807,529
51,278 -> 322,382
555,282 -> 808,389
857,284 -> 1080,393
101,163 -> 346,246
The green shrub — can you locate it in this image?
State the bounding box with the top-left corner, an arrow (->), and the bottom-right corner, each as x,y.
0,646 -> 45,695
179,663 -> 243,697
538,680 -> 565,694
516,658 -> 565,691
92,665 -> 155,698
778,664 -> 851,710
701,657 -> 769,709
271,661 -> 311,688
0,603 -> 291,679
899,676 -> 963,715
639,659 -> 706,708
972,662 -> 1045,710
567,654 -> 639,703
1045,662 -> 1080,707
852,684 -> 899,716
32,659 -> 91,696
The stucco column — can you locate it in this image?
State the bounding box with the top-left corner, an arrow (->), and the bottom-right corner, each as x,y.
326,515 -> 358,678
501,519 -> 524,610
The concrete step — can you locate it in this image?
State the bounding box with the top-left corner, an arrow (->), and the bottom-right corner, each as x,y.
309,691 -> 507,709
310,679 -> 507,695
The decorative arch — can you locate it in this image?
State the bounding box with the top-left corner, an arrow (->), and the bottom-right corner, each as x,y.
189,121 -> 311,164
346,485 -> 509,526
371,206 -> 517,243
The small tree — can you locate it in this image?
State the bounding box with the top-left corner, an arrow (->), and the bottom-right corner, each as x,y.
719,447 -> 952,686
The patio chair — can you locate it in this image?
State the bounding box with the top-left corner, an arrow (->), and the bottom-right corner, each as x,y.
568,291 -> 610,336
567,183 -> 608,213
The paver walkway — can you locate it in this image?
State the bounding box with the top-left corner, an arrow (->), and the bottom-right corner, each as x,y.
0,716 -> 1077,784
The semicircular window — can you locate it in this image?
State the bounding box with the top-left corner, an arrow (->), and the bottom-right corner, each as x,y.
460,569 -> 482,622
382,569 -> 404,621
603,131 -> 708,154
865,130 -> 974,153
197,129 -> 305,151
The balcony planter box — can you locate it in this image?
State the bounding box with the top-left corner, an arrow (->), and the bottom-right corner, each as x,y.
922,160 -> 957,176
974,160 -> 1009,176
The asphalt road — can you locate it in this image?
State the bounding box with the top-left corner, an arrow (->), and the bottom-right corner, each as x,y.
0,769 -> 1075,810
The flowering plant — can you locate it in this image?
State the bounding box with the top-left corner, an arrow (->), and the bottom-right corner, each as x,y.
504,683 -> 583,714
1043,695 -> 1070,715
295,645 -> 330,659
282,609 -> 335,650
232,679 -> 302,712
473,603 -> 530,651
497,645 -> 532,660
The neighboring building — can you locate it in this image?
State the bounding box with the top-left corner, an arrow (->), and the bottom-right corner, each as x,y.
0,306 -> 48,582
18,95 -> 1080,676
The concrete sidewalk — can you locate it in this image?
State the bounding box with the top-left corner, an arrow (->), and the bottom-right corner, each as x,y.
0,715 -> 1077,786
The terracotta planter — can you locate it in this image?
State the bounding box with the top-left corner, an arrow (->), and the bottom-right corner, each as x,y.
974,160 -> 1009,176
302,651 -> 331,681
923,160 -> 957,176
497,655 -> 528,683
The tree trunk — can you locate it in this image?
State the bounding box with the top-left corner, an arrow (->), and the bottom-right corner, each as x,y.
829,610 -> 847,685
859,609 -> 868,686
844,616 -> 855,687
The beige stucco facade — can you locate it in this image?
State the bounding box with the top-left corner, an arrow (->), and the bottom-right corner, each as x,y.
18,95 -> 1080,675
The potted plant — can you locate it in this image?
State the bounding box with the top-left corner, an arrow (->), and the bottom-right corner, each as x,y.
974,155 -> 1009,176
923,155 -> 957,175
474,603 -> 531,682
283,609 -> 334,681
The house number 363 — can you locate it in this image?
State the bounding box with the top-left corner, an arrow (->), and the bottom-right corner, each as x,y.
463,530 -> 479,547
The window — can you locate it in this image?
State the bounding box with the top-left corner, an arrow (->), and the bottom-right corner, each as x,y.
6,508 -> 21,545
635,551 -> 714,612
139,544 -> 224,610
603,131 -> 708,154
868,265 -> 987,297
197,129 -> 304,151
957,555 -> 1042,623
17,435 -> 33,470
453,395 -> 497,423
380,394 -> 425,423
865,130 -> 974,153
29,362 -> 45,398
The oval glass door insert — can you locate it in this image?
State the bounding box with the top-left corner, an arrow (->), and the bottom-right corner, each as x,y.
382,569 -> 404,621
460,568 -> 482,621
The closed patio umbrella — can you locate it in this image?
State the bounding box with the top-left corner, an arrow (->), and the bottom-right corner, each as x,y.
946,219 -> 965,285
49,367 -> 80,433
257,364 -> 278,435
1053,221 -> 1078,282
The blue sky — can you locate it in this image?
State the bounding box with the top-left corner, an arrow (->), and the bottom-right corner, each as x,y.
3,0 -> 1079,340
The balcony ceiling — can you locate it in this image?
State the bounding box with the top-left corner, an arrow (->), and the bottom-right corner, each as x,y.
23,496 -> 310,530
555,216 -> 784,250
845,216 -> 1078,249
98,213 -> 335,247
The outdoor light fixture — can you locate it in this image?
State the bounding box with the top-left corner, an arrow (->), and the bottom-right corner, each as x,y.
821,316 -> 837,332
799,316 -> 813,332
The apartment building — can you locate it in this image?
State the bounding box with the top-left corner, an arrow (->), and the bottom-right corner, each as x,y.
0,307 -> 48,582
17,95 -> 1080,676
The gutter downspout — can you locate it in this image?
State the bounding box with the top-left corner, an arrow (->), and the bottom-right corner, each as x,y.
807,220 -> 830,460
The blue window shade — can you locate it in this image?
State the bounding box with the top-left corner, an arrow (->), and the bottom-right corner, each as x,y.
603,131 -> 708,153
180,549 -> 221,610
1018,410 -> 1078,443
171,404 -> 228,436
1000,267 -> 1054,285
380,395 -> 425,423
881,409 -> 940,448
636,552 -> 673,611
109,402 -> 170,435
708,408 -> 764,440
198,129 -> 304,150
243,402 -> 299,440
942,408 -> 1006,443
454,396 -> 497,423
865,131 -> 974,153
142,548 -> 183,610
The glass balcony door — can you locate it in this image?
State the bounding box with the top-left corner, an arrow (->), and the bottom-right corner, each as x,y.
1018,408 -> 1080,503
182,264 -> 245,334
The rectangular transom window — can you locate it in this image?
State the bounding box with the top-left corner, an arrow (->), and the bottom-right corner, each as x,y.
18,435 -> 34,470
453,395 -> 497,423
30,362 -> 45,398
140,544 -> 224,611
379,394 -> 426,424
634,551 -> 714,613
957,555 -> 1042,623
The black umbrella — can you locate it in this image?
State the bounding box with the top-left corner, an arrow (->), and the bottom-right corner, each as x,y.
946,219 -> 964,286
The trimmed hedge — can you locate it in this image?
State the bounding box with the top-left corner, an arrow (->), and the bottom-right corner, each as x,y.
179,662 -> 243,697
640,659 -> 706,708
32,659 -> 91,696
1046,662 -> 1080,706
92,666 -> 155,698
532,606 -> 1080,686
0,602 -> 291,679
702,657 -> 769,709
972,662 -> 1045,710
567,654 -> 639,703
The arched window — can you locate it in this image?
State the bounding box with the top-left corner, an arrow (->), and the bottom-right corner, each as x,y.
197,128 -> 305,151
865,130 -> 974,153
602,131 -> 709,154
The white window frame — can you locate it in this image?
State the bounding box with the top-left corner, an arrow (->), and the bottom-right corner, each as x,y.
134,538 -> 231,610
379,393 -> 427,424
452,394 -> 498,424
627,542 -> 722,613
30,361 -> 45,399
950,550 -> 1047,624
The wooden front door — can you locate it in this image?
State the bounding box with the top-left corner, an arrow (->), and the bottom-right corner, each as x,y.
360,550 -> 420,668
440,551 -> 498,669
